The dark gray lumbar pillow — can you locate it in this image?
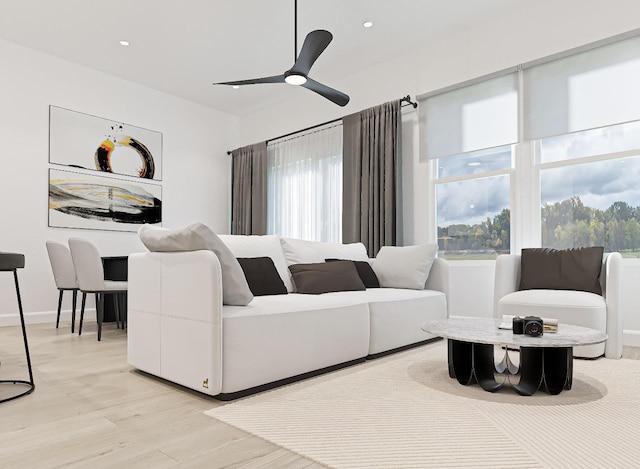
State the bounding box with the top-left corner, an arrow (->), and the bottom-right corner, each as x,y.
288,260 -> 366,294
139,223 -> 253,306
325,258 -> 380,288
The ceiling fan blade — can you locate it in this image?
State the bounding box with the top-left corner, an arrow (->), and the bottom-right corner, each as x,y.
302,78 -> 350,107
214,75 -> 286,86
290,30 -> 333,76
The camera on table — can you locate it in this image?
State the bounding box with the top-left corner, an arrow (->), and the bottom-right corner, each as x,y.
512,316 -> 544,337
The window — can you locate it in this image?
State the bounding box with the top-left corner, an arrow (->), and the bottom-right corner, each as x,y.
539,121 -> 640,256
529,34 -> 640,256
420,72 -> 518,260
421,31 -> 640,259
435,146 -> 513,259
266,123 -> 343,242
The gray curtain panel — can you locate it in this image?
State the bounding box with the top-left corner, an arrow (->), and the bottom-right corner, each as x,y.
343,100 -> 401,256
231,142 -> 267,235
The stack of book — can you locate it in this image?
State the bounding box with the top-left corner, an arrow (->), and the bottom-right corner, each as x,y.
542,318 -> 558,333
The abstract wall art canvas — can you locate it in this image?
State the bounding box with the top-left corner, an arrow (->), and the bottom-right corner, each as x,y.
49,106 -> 163,181
49,168 -> 162,232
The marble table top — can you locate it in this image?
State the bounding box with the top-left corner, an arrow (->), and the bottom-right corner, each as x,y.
422,317 -> 607,348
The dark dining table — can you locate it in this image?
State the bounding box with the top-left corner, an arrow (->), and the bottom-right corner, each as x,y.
102,255 -> 128,322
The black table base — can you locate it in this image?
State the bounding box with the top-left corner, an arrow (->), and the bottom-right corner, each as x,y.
447,339 -> 573,396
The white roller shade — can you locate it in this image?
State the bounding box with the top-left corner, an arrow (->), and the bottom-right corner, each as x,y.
419,73 -> 518,160
524,35 -> 640,141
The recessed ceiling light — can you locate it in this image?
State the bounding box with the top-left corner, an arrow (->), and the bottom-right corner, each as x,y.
232,85 -> 240,89
363,21 -> 374,28
119,40 -> 130,46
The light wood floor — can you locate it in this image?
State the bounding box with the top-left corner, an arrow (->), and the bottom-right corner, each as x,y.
0,321 -> 326,468
1,321 -> 639,468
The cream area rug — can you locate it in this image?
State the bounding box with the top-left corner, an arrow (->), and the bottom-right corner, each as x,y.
205,341 -> 640,468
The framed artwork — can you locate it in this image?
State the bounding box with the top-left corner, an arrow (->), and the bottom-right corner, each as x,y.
48,168 -> 162,232
49,105 -> 163,181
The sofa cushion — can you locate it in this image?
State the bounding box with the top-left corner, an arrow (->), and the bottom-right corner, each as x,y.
221,296 -> 370,394
289,261 -> 366,294
218,234 -> 294,292
498,289 -> 606,358
372,244 -> 438,290
519,247 -> 604,295
237,257 -> 288,297
325,258 -> 380,288
138,223 -> 253,306
222,287 -> 447,357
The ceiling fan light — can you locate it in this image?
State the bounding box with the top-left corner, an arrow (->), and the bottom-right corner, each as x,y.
285,73 -> 307,86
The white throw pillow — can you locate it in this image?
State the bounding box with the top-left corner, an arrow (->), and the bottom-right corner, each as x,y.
279,238 -> 369,292
139,223 -> 253,306
372,244 -> 438,290
280,237 -> 369,265
218,234 -> 293,292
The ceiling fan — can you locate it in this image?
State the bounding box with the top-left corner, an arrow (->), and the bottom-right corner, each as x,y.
213,0 -> 350,107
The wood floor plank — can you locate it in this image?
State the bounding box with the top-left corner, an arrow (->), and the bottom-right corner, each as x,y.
0,321 -> 325,468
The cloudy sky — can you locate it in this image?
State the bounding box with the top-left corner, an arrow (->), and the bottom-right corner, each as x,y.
541,123 -> 640,210
437,175 -> 510,227
437,122 -> 640,227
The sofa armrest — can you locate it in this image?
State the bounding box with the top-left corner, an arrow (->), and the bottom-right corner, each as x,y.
493,254 -> 521,318
604,252 -> 622,359
128,250 -> 224,394
424,258 -> 449,314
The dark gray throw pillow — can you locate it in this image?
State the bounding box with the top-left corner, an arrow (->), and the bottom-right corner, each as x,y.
237,257 -> 288,296
518,247 -> 604,295
325,258 -> 380,288
289,261 -> 366,294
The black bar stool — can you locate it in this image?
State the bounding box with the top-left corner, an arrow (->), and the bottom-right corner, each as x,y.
0,252 -> 35,403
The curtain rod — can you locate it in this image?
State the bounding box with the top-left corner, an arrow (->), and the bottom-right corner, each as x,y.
226,95 -> 417,155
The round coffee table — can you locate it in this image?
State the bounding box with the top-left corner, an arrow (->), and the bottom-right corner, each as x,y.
422,318 -> 607,396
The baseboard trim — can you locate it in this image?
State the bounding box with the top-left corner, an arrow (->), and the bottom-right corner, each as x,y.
623,329 -> 640,347
0,309 -> 96,327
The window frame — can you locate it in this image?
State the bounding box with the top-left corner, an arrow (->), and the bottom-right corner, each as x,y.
431,146 -> 516,260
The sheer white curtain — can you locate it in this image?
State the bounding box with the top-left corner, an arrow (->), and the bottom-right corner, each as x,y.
267,122 -> 343,242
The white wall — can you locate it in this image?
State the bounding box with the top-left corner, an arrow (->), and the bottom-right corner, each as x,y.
236,0 -> 640,343
0,38 -> 238,324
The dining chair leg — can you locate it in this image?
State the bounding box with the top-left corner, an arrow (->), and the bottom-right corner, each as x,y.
112,293 -> 121,330
79,292 -> 87,335
56,290 -> 64,329
96,293 -> 103,341
121,292 -> 127,330
71,290 -> 78,333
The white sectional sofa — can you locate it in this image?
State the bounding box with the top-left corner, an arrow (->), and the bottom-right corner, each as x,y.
127,231 -> 448,400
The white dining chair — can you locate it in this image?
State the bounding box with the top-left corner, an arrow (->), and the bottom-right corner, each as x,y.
68,238 -> 127,341
46,241 -> 79,332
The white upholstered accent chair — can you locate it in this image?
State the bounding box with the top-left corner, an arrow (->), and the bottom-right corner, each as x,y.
68,238 -> 127,341
46,241 -> 79,332
493,252 -> 622,359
